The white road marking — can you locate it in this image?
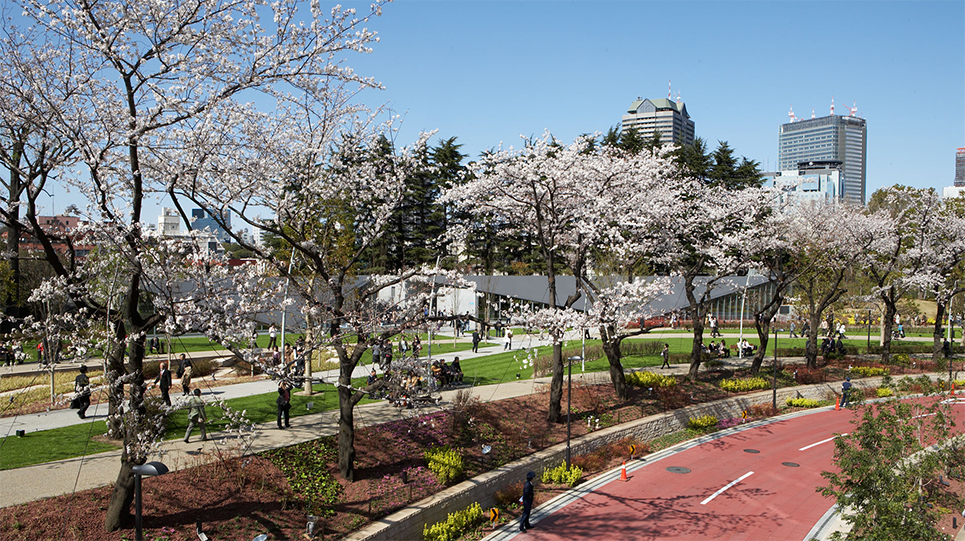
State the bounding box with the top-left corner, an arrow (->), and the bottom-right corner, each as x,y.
700,471 -> 754,505
799,434 -> 848,451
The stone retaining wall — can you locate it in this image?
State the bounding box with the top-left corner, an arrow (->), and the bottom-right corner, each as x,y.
343,378 -> 878,541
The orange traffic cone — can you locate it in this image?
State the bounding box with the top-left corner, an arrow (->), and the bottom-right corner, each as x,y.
835,396 -> 840,411
619,461 -> 629,482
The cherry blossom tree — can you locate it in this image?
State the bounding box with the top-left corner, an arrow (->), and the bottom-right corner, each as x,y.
2,0 -> 387,529
445,133 -> 683,414
173,114 -> 453,480
789,200 -> 880,368
866,188 -> 965,362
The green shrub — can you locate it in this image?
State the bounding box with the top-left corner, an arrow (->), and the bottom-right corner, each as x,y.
424,446 -> 464,485
687,414 -> 718,430
850,366 -> 889,377
423,502 -> 484,541
876,387 -> 894,398
719,377 -> 770,392
541,461 -> 583,487
626,371 -> 676,388
786,398 -> 822,408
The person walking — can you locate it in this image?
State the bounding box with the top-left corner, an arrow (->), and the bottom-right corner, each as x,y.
789,321 -> 798,339
276,381 -> 291,429
840,377 -> 852,409
660,343 -> 671,369
505,328 -> 513,350
267,324 -> 278,349
471,330 -> 480,353
520,470 -> 535,532
74,364 -> 91,419
179,354 -> 193,396
153,361 -> 172,406
183,388 -> 207,443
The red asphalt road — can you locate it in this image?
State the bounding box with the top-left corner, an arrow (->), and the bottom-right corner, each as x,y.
524,397 -> 965,541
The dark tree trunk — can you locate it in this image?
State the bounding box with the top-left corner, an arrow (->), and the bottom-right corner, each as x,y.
805,313 -> 822,369
934,301 -> 946,362
337,383 -> 356,481
880,287 -> 897,365
684,274 -> 705,381
105,335 -> 147,531
547,342 -> 564,423
600,324 -> 628,400
752,323 -> 771,375
106,319 -> 127,438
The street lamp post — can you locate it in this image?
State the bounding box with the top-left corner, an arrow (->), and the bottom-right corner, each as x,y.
132,461 -> 169,541
566,355 -> 582,469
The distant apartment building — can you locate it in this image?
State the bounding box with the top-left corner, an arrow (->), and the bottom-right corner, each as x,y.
779,104 -> 867,205
159,207 -> 180,236
956,147 -> 965,187
621,96 -> 695,147
767,160 -> 842,205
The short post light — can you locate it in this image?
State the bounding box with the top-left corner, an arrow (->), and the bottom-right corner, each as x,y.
131,461 -> 169,541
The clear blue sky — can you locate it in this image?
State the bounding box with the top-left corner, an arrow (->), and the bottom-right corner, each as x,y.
35,0 -> 965,219
348,0 -> 964,195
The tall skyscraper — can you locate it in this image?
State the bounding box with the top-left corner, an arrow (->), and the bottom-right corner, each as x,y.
955,148 -> 965,187
779,105 -> 867,204
621,97 -> 695,147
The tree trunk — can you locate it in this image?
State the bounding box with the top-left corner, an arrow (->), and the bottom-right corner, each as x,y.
751,319 -> 771,375
805,313 -> 821,369
337,383 -> 356,481
547,342 -> 564,423
104,459 -> 135,531
600,325 -> 628,400
683,273 -> 705,381
934,301 -> 947,362
105,336 -> 147,531
106,320 -> 128,438
880,290 -> 897,364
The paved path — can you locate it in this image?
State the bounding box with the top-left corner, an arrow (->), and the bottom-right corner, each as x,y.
484,396 -> 965,541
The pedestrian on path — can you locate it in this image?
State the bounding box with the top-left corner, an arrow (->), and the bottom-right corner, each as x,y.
184,388 -> 207,443
153,361 -> 172,406
660,344 -> 671,369
179,354 -> 193,396
472,330 -> 480,353
840,377 -> 852,409
276,381 -> 291,429
505,328 -> 513,350
268,324 -> 277,349
73,364 -> 91,419
520,470 -> 535,532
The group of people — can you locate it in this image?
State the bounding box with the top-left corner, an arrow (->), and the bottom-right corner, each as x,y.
430,357 -> 463,387
703,339 -> 731,358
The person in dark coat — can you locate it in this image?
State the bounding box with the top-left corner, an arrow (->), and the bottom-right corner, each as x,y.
520,470 -> 535,532
74,364 -> 91,419
471,330 -> 480,353
276,381 -> 291,429
153,361 -> 172,406
840,377 -> 852,409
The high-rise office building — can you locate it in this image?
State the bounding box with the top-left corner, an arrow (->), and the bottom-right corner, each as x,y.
621,97 -> 695,147
955,148 -> 965,187
778,105 -> 867,204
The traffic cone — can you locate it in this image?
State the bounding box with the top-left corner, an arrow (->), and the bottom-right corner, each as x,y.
619,461 -> 629,482
835,396 -> 840,411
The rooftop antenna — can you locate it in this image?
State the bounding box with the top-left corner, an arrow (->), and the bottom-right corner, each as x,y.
811,108 -> 815,119
676,91 -> 681,104
830,96 -> 835,116
668,80 -> 672,99
848,100 -> 858,117
788,105 -> 797,123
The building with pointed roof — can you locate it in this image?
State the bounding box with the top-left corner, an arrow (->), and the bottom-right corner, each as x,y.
621,97 -> 695,147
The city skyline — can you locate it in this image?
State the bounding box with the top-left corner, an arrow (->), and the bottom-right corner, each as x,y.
30,1 -> 965,218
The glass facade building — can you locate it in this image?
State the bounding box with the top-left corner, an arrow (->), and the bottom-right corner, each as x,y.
778,114 -> 867,205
